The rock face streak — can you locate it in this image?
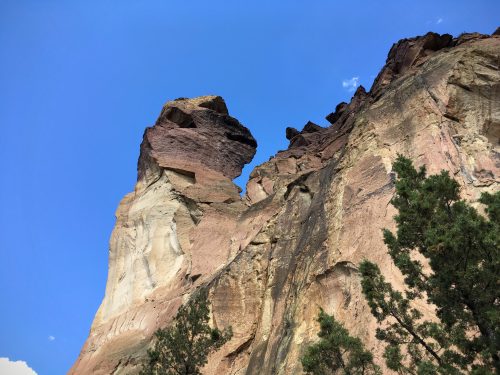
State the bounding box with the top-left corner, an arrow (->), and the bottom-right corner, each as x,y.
71,31 -> 499,374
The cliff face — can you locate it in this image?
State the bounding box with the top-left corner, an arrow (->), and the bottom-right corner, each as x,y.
71,31 -> 499,374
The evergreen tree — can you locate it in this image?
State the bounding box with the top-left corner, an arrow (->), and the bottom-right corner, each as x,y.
140,289 -> 232,375
360,156 -> 499,374
301,309 -> 381,375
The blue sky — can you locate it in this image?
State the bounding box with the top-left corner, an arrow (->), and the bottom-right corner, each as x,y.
0,1 -> 498,373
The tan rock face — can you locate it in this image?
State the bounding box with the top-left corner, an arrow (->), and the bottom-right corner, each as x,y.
71,32 -> 499,374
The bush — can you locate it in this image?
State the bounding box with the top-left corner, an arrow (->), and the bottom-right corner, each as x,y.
140,289 -> 232,375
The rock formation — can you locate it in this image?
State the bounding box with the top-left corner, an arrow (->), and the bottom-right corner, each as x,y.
71,30 -> 499,374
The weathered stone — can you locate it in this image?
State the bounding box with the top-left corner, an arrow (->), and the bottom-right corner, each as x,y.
70,96 -> 257,375
301,121 -> 323,133
370,32 -> 453,99
285,127 -> 299,140
72,32 -> 499,375
142,95 -> 257,184
325,101 -> 348,124
454,32 -> 489,46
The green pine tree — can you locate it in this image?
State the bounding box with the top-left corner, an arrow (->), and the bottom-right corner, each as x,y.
360,155 -> 499,374
301,309 -> 381,375
140,289 -> 232,375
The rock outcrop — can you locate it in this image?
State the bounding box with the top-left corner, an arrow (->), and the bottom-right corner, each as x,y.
71,30 -> 499,374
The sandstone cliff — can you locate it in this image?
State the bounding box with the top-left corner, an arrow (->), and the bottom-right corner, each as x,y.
71,30 -> 499,374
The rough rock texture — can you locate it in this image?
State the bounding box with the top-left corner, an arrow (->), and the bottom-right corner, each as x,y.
71,31 -> 499,374
139,95 -> 256,185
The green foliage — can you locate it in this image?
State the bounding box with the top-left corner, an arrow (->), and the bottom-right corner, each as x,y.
301,309 -> 381,375
140,289 -> 232,375
360,155 -> 500,374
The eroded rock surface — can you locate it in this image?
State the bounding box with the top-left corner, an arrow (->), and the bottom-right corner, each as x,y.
71,31 -> 499,374
139,95 -> 256,185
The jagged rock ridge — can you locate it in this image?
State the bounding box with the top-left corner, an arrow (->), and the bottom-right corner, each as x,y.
71,30 -> 499,374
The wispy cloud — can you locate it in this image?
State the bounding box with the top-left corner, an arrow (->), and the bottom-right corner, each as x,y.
0,358 -> 37,375
48,335 -> 55,341
342,76 -> 359,92
436,17 -> 443,24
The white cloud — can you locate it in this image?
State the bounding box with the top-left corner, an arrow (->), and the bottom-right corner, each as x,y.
436,18 -> 443,24
48,335 -> 55,341
0,358 -> 37,375
342,76 -> 359,92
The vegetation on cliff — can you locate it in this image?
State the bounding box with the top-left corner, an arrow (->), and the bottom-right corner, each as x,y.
301,309 -> 380,374
140,290 -> 232,375
304,156 -> 500,374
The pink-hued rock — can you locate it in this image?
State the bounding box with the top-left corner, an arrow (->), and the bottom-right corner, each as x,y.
139,95 -> 256,184
71,31 -> 499,375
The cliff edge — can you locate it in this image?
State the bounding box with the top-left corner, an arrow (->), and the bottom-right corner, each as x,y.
71,30 -> 499,374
